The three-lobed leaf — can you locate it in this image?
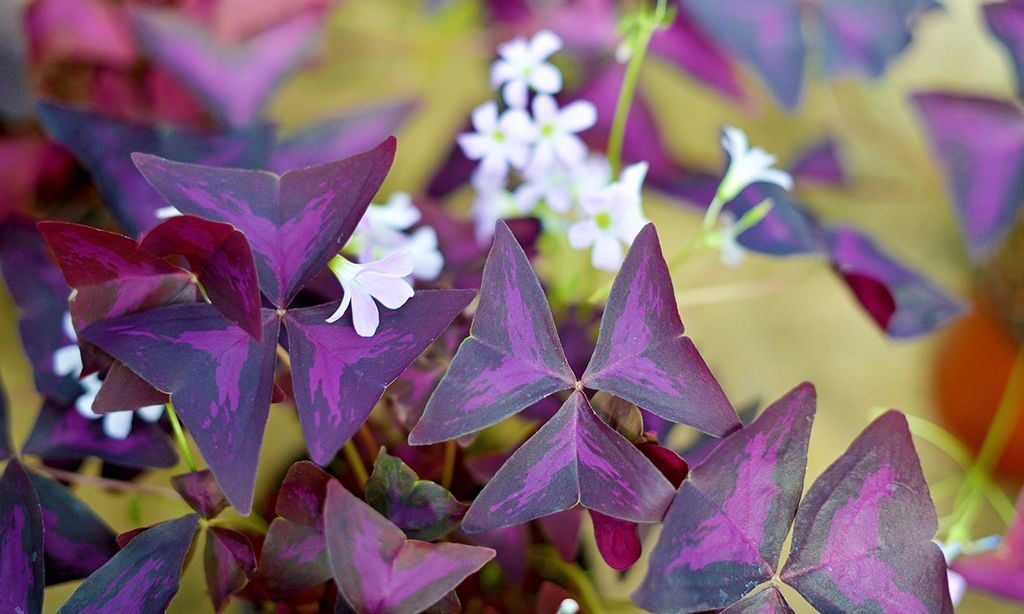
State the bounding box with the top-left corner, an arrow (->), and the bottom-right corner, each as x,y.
365,449 -> 468,541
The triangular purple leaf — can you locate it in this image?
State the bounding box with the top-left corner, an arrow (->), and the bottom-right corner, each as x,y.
725,185 -> 822,257
986,0 -> 1024,98
410,223 -> 575,445
276,460 -> 333,529
634,383 -> 816,613
81,304 -> 280,513
91,361 -> 168,414
259,518 -> 331,592
720,587 -> 795,614
648,13 -> 744,101
171,469 -> 229,519
462,391 -> 674,533
28,472 -> 118,585
912,91 -> 1024,262
204,527 -> 256,612
36,102 -> 274,236
0,459 -> 44,614
129,7 -> 326,127
140,214 -> 264,339
285,290 -> 474,464
791,138 -> 846,186
323,481 -> 495,614
57,514 -> 199,613
590,509 -> 642,571
781,411 -> 953,614
133,138 -> 396,307
581,224 -> 739,436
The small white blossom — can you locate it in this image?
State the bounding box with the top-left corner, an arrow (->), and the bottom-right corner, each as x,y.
155,206 -> 181,219
326,253 -> 415,337
457,101 -> 536,183
526,95 -> 597,177
490,29 -> 563,108
717,126 -> 793,203
52,313 -> 163,440
515,154 -> 610,214
567,162 -> 649,271
348,193 -> 444,281
556,599 -> 580,614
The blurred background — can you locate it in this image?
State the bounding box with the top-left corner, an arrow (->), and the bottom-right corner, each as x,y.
1,0 -> 1022,611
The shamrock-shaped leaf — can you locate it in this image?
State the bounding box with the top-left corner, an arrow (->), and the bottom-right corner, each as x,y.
913,92 -> 1024,263
635,385 -> 953,613
411,221 -> 738,445
720,587 -> 794,614
324,480 -> 495,614
171,469 -> 229,519
0,459 -> 44,614
461,391 -> 675,532
365,449 -> 468,541
204,527 -> 256,612
827,226 -> 965,338
29,472 -> 118,585
679,0 -> 940,108
58,514 -> 199,613
950,488 -> 1024,602
129,6 -> 328,127
36,102 -> 273,236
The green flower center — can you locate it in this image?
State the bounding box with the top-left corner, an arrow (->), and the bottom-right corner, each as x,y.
596,211 -> 613,230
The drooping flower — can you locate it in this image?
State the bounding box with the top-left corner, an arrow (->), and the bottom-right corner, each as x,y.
717,126 -> 793,203
567,162 -> 649,271
525,95 -> 597,176
347,192 -> 444,281
490,29 -> 564,108
326,252 -> 415,337
457,101 -> 535,183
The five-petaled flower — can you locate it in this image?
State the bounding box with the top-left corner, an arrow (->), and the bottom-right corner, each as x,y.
717,126 -> 793,203
457,101 -> 536,184
568,162 -> 650,271
526,95 -> 597,177
326,252 -> 415,337
490,29 -> 564,108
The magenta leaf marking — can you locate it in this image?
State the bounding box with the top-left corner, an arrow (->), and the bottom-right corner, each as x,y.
912,91 -> 1024,262
720,587 -> 795,614
0,459 -> 44,614
204,527 -> 256,612
410,223 -> 576,445
364,449 -> 469,541
128,6 -> 328,127
171,469 -> 229,519
634,383 -> 816,613
81,304 -> 280,513
29,472 -> 118,586
285,290 -> 474,464
781,411 -> 953,614
133,138 -> 396,307
951,488 -> 1024,601
140,214 -> 264,340
582,223 -> 739,437
57,514 -> 199,613
463,391 -> 674,533
323,481 -> 495,614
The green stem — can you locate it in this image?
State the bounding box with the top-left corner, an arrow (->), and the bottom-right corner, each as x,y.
528,545 -> 605,613
343,440 -> 369,491
606,0 -> 668,176
440,440 -> 457,490
701,196 -> 725,232
166,402 -> 198,472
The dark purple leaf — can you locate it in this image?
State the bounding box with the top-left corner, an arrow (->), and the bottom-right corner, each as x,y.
791,138 -> 846,185
323,480 -> 495,614
649,12 -> 744,100
827,226 -> 965,338
128,6 -> 327,127
410,223 -> 575,445
140,214 -> 264,339
591,510 -> 641,571
637,441 -> 689,488
781,411 -> 953,614
269,100 -> 416,173
537,507 -> 582,562
0,215 -> 80,402
912,91 -> 1024,262
460,524 -> 528,585
720,587 -> 795,614
0,459 -> 44,614
276,460 -> 333,528
204,527 -> 256,612
36,102 -> 274,236
581,224 -> 739,436
634,383 -> 815,612
462,391 -> 674,532
986,1 -> 1024,98
725,185 -> 822,256
258,518 -> 331,592
58,514 -> 199,613
81,304 -> 280,513
91,361 -> 168,414
364,449 -> 468,541
171,469 -> 229,519
23,400 -> 177,469
133,138 -> 396,307
951,488 -> 1024,602
28,472 -> 118,585
285,290 -> 473,464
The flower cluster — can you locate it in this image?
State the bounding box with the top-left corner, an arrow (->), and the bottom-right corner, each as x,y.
458,29 -> 649,271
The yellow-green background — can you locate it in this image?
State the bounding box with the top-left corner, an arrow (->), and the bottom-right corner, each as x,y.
0,0 -> 1016,610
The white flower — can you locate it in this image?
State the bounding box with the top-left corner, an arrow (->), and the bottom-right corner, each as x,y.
347,193 -> 445,281
155,206 -> 182,220
471,183 -> 524,244
557,599 -> 580,614
717,126 -> 793,203
490,29 -> 564,108
52,313 -> 163,440
326,253 -> 415,337
403,227 -> 444,281
568,162 -> 649,271
515,154 -> 610,214
526,95 -> 597,177
457,101 -> 536,183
